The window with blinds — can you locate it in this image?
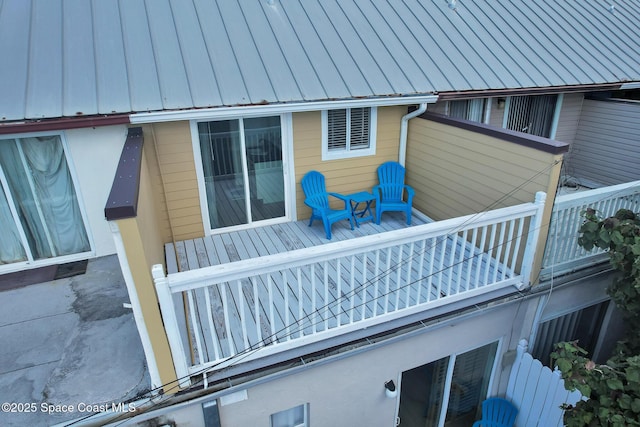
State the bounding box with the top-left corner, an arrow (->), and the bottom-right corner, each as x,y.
322,107 -> 377,160
505,94 -> 558,138
532,301 -> 610,367
449,98 -> 487,123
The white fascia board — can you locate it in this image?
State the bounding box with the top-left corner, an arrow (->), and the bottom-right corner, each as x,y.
129,95 -> 439,123
620,81 -> 640,90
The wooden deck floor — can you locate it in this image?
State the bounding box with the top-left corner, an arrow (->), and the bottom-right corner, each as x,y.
164,212 -> 509,367
166,211 -> 427,272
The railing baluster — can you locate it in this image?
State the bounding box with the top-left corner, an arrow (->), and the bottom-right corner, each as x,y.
238,280 -> 249,350
475,226 -> 488,288
350,255 -> 356,324
384,247 -> 392,313
395,246 -> 403,310
492,222 -> 507,284
251,276 -> 262,347
466,228 -> 477,288
405,242 -> 415,308
360,253 -> 367,321
267,275 -> 276,341
426,238 -> 436,301
297,268 -> 303,338
446,234 -> 456,296
187,289 -> 204,364
324,261 -> 329,331
455,230 -> 467,295
336,258 -> 343,326
220,283 -> 234,356
203,288 -> 220,361
501,220 -> 515,281
483,224 -> 497,286
374,249 -> 381,316
283,270 -> 290,340
311,264 -> 317,333
436,236 -> 447,299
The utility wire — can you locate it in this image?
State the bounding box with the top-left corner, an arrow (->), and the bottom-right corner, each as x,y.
68,162 -> 640,426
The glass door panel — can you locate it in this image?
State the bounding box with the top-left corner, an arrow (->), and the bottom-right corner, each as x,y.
244,117 -> 285,222
399,356 -> 449,427
199,116 -> 286,231
198,120 -> 247,228
445,342 -> 498,426
0,136 -> 90,263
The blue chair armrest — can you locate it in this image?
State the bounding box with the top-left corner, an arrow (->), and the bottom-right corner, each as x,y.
404,185 -> 415,202
327,192 -> 351,208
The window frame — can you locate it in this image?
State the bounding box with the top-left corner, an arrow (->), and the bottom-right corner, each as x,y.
0,131 -> 94,272
321,107 -> 377,161
270,403 -> 309,427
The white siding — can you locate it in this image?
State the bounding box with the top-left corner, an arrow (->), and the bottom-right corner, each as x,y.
566,98 -> 640,186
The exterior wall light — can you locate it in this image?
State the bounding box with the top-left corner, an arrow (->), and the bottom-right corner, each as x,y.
385,380 -> 398,398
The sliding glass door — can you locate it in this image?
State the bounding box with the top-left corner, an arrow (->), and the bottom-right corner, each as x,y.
398,341 -> 499,427
0,135 -> 90,266
197,116 -> 286,230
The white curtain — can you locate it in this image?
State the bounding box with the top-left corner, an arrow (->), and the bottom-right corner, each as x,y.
0,136 -> 89,261
0,185 -> 26,263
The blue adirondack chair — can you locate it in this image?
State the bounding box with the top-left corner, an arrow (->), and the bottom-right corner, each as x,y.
373,161 -> 415,225
472,397 -> 518,427
301,171 -> 354,240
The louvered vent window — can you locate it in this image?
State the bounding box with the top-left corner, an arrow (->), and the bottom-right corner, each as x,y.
323,107 -> 376,160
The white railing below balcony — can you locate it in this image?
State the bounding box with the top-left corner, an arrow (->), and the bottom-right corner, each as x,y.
541,180 -> 640,280
153,193 -> 546,381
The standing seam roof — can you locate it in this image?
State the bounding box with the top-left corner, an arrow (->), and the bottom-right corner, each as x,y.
1,0 -> 640,122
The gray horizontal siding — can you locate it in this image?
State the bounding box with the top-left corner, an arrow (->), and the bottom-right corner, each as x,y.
567,99 -> 640,186
2,0 -> 640,121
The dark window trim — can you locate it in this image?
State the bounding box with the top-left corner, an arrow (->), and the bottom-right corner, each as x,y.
419,111 -> 569,155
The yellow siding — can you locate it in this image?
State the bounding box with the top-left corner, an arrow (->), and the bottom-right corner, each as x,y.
143,122 -> 204,242
293,106 -> 406,219
406,117 -> 560,221
115,149 -> 179,391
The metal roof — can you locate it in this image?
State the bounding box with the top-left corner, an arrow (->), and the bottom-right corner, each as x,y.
1,0 -> 640,122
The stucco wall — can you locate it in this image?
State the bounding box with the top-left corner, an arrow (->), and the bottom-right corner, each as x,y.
65,125 -> 128,256
217,301 -> 531,427
293,106 -> 406,220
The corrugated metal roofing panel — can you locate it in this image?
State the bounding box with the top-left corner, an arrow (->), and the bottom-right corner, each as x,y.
62,0 -> 98,117
92,1 -> 132,115
2,0 -> 640,122
145,0 -> 194,110
0,0 -> 30,121
170,1 -> 222,108
25,0 -> 63,119
119,0 -> 163,112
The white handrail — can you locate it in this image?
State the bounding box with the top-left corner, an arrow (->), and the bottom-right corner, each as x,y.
165,199 -> 542,292
153,193 -> 547,374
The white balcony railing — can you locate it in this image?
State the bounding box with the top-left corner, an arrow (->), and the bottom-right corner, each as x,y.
541,180 -> 640,280
153,193 -> 546,380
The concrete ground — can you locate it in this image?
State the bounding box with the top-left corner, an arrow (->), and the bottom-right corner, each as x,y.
0,255 -> 150,427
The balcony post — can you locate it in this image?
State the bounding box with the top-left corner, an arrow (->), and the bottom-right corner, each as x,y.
519,191 -> 547,289
152,264 -> 192,388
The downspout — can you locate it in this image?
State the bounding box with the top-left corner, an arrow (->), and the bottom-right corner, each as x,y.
399,103 -> 428,166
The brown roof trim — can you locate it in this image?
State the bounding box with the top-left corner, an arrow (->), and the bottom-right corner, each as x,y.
419,112 -> 569,155
104,127 -> 143,221
436,83 -> 623,100
0,114 -> 131,135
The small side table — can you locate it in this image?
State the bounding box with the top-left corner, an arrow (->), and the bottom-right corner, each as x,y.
348,191 -> 376,226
